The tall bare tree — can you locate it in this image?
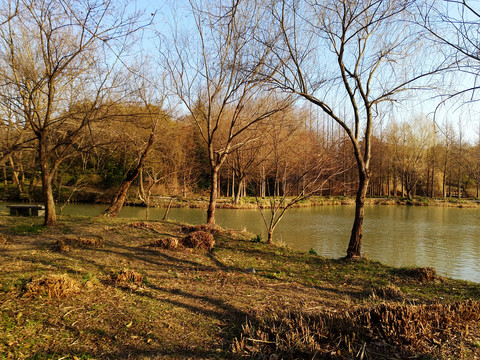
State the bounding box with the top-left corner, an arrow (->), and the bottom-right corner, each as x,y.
0,0 -> 145,225
264,0 -> 442,258
163,0 -> 289,224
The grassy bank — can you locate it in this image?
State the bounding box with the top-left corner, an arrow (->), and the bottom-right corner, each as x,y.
1,214 -> 480,359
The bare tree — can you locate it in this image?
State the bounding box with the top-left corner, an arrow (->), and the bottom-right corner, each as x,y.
264,0 -> 442,258
0,0 -> 146,225
101,82 -> 168,217
162,0 -> 289,225
421,1 -> 480,102
257,115 -> 344,244
388,119 -> 434,200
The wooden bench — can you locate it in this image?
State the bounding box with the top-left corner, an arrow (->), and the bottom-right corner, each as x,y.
7,205 -> 45,217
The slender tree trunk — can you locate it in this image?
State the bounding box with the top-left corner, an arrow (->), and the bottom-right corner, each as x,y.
39,134 -> 56,226
458,170 -> 461,199
232,170 -> 235,200
227,168 -> 230,198
162,197 -> 173,221
3,164 -> 7,195
443,170 -> 447,198
102,131 -> 155,217
347,172 -> 369,259
207,166 -> 219,224
431,161 -> 435,198
234,177 -> 243,204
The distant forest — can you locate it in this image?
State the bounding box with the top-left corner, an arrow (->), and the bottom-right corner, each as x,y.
3,105 -> 479,203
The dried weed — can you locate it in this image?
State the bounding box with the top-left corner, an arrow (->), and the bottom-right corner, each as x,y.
128,221 -> 160,231
235,300 -> 480,358
24,274 -> 82,299
181,223 -> 222,235
55,236 -> 103,252
150,237 -> 179,250
0,234 -> 11,245
182,231 -> 215,251
371,284 -> 404,301
108,269 -> 144,286
401,267 -> 437,282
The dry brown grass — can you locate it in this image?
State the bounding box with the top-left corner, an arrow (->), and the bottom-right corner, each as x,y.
55,235 -> 103,252
235,300 -> 480,359
0,233 -> 11,245
107,269 -> 144,286
400,266 -> 437,282
127,221 -> 162,232
371,283 -> 404,301
23,274 -> 82,299
182,230 -> 215,251
181,223 -> 222,235
150,237 -> 179,250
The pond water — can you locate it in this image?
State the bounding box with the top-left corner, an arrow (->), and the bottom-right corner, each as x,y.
2,202 -> 480,283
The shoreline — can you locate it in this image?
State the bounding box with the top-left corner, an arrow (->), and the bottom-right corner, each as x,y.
125,195 -> 480,209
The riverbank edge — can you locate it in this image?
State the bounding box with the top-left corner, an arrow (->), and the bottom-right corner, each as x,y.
124,195 -> 480,209
1,214 -> 479,359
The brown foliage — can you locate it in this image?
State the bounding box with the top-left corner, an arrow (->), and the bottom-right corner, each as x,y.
182,231 -> 215,251
400,267 -> 437,282
234,300 -> 480,358
150,237 -> 179,250
128,221 -> 159,231
181,224 -> 222,235
24,274 -> 81,299
0,234 -> 11,245
108,269 -> 144,286
55,236 -> 103,252
371,284 -> 404,301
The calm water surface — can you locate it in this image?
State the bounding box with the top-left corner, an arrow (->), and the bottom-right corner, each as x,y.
3,202 -> 479,283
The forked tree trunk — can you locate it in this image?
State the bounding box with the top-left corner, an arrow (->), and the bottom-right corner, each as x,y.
207,166 -> 219,224
346,172 -> 369,259
102,131 -> 155,217
267,228 -> 274,244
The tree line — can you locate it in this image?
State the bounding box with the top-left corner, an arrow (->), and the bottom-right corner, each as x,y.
0,0 -> 479,259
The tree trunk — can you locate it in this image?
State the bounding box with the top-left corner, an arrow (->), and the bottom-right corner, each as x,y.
267,228 -> 274,244
3,164 -> 8,195
41,170 -> 56,226
102,131 -> 155,217
207,166 -> 219,224
346,172 -> 369,259
234,177 -> 243,204
39,134 -> 57,226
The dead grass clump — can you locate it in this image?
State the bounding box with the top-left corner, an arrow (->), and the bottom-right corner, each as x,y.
181,223 -> 222,235
182,231 -> 215,251
0,234 -> 11,245
24,274 -> 81,299
55,236 -> 103,252
128,221 -> 159,231
150,237 -> 179,250
108,269 -> 144,286
401,267 -> 437,282
371,284 -> 404,301
234,300 -> 480,359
